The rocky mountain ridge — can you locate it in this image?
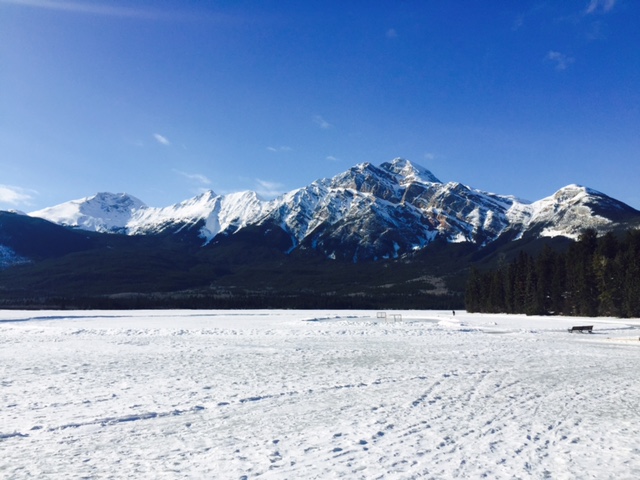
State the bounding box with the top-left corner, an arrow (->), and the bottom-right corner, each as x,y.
28,158 -> 640,261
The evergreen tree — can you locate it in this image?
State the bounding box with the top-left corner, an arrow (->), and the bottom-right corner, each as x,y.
565,229 -> 598,316
512,251 -> 531,313
622,230 -> 640,317
488,269 -> 506,313
464,228 -> 640,318
524,255 -> 541,315
595,232 -> 621,316
465,267 -> 483,313
535,245 -> 556,315
504,262 -> 517,313
550,250 -> 567,314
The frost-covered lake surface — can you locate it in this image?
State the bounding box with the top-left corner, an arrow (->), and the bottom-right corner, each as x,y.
1,309 -> 639,479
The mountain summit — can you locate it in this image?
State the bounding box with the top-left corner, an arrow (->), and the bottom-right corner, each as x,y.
28,158 -> 640,261
380,158 -> 442,184
30,192 -> 147,234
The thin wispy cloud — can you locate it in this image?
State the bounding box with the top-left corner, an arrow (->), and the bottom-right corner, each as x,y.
510,4 -> 548,32
313,115 -> 333,130
326,155 -> 339,162
174,170 -> 211,186
512,14 -> 525,31
153,133 -> 171,146
0,0 -> 163,19
0,0 -> 243,23
255,179 -> 284,198
266,146 -> 292,153
0,185 -> 35,206
386,28 -> 398,39
546,51 -> 574,70
585,0 -> 616,14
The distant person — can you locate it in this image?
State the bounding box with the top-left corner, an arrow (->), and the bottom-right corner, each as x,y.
452,310 -> 455,316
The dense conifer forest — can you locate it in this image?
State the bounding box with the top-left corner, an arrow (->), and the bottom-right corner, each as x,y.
465,229 -> 640,318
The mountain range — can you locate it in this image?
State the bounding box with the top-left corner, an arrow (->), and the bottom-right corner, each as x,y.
2,158 -> 639,308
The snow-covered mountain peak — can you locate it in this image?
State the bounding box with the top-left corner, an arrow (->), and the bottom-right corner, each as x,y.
92,191 -> 145,206
170,190 -> 219,211
329,163 -> 394,193
518,185 -> 621,240
24,158 -> 640,261
530,184 -> 614,215
323,159 -> 443,204
380,158 -> 442,184
550,184 -> 591,202
30,192 -> 146,233
193,189 -> 218,201
126,189 -> 267,241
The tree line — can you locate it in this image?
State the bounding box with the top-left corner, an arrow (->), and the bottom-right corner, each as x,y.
465,229 -> 640,317
0,291 -> 464,311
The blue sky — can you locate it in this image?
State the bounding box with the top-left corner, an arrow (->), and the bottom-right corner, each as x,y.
1,0 -> 639,211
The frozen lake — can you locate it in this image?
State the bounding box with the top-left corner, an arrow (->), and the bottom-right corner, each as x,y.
1,309 -> 639,479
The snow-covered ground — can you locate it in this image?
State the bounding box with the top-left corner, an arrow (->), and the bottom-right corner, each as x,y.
1,310 -> 639,479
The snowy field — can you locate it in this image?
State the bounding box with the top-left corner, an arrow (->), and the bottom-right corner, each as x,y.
1,309 -> 639,479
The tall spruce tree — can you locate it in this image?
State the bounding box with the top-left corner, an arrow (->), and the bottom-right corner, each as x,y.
595,232 -> 621,316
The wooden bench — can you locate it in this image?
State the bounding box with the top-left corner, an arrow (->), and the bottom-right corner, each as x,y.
568,325 -> 593,333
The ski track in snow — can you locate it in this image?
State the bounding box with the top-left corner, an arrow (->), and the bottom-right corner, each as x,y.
1,310 -> 639,479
